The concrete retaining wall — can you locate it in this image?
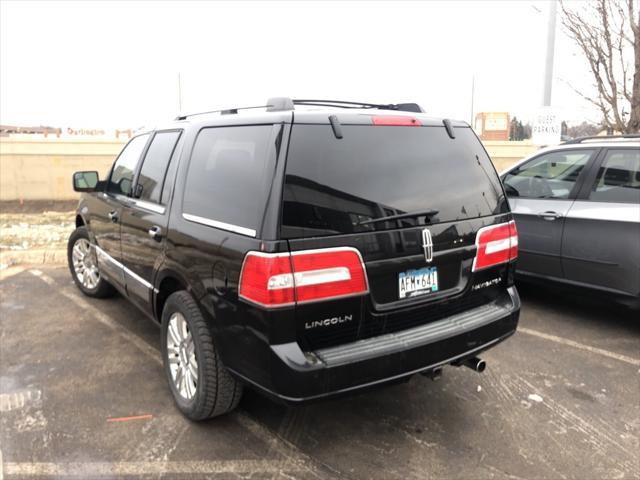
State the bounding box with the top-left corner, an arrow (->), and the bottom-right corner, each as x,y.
0,136 -> 540,201
1,137 -> 126,201
483,141 -> 540,173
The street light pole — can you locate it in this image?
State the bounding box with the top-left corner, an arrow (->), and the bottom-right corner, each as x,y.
542,0 -> 557,106
470,74 -> 475,125
178,72 -> 183,113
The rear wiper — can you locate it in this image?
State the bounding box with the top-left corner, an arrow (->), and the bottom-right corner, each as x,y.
357,209 -> 439,226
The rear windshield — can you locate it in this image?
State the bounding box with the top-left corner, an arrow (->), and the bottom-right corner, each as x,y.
281,124 -> 506,239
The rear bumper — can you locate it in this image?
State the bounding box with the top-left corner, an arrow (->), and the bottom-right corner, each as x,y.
230,286 -> 520,404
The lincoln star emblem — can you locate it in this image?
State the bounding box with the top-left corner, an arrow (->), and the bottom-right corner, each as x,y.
421,228 -> 433,263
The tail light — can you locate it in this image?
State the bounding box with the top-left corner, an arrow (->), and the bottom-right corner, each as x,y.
472,220 -> 518,272
239,247 -> 368,308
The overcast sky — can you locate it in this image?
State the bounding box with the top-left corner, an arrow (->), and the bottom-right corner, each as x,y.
0,0 -> 604,129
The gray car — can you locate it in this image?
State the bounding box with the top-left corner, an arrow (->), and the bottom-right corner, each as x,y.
500,136 -> 640,308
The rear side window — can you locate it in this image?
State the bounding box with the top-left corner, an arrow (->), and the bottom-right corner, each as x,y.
136,131 -> 181,204
183,125 -> 276,234
281,125 -> 506,238
502,149 -> 594,199
589,149 -> 640,204
108,134 -> 149,196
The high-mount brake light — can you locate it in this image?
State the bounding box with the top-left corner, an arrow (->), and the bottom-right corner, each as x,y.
238,247 -> 368,308
472,221 -> 518,272
372,116 -> 421,126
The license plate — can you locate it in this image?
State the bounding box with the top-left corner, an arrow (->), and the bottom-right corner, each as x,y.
398,266 -> 439,299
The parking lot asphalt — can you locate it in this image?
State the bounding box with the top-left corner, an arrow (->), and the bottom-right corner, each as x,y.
0,266 -> 638,479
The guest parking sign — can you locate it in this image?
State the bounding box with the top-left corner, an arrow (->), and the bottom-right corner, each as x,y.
532,108 -> 561,145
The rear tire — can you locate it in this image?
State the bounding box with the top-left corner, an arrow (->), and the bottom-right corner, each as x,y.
67,226 -> 115,298
161,291 -> 243,420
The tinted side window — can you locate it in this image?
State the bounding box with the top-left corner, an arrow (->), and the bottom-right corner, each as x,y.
183,125 -> 275,234
108,134 -> 149,196
503,149 -> 594,199
160,135 -> 183,205
136,131 -> 181,204
589,149 -> 640,204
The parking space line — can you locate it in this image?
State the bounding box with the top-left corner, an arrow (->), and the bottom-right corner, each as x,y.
518,327 -> 640,366
29,269 -> 163,366
0,265 -> 25,281
234,411 -> 333,479
26,269 -> 331,478
3,460 -> 307,477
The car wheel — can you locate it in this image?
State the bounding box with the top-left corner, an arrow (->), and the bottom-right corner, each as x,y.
67,226 -> 115,298
161,291 -> 243,420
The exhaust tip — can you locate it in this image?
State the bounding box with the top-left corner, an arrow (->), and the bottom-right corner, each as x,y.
421,367 -> 443,381
461,357 -> 486,373
476,359 -> 486,373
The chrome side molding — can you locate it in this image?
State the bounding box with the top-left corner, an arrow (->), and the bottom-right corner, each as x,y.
95,245 -> 158,293
182,213 -> 257,237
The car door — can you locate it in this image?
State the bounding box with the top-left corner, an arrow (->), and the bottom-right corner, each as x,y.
562,147 -> 640,297
502,148 -> 598,279
91,134 -> 150,287
119,130 -> 183,313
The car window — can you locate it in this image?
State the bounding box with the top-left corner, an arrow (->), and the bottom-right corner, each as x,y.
160,135 -> 183,205
589,149 -> 640,204
503,149 -> 594,199
182,125 -> 276,234
281,125 -> 506,238
136,131 -> 181,204
107,134 -> 150,196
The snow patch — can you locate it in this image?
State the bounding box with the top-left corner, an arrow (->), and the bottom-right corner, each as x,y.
527,393 -> 543,403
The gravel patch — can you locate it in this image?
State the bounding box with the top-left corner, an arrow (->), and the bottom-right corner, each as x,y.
0,211 -> 74,268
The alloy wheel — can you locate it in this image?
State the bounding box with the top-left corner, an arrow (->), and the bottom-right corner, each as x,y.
166,312 -> 198,400
72,238 -> 100,290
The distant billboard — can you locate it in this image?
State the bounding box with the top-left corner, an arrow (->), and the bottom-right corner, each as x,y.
474,112 -> 510,141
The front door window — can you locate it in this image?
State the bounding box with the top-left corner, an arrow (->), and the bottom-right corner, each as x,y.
503,149 -> 595,199
107,134 -> 150,196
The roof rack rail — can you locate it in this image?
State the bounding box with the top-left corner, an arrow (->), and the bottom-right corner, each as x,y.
174,104 -> 269,121
175,97 -> 425,120
562,134 -> 640,144
265,97 -> 295,112
289,99 -> 425,113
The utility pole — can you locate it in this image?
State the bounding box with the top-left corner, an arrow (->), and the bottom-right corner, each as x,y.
470,74 -> 475,125
542,1 -> 557,106
178,73 -> 183,113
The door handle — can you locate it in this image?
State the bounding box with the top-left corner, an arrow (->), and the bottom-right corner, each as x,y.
537,211 -> 562,221
108,210 -> 119,223
148,226 -> 162,241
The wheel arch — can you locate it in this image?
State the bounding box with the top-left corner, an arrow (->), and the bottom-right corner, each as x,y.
154,269 -> 191,323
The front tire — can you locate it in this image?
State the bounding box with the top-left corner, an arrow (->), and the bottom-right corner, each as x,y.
67,226 -> 115,298
161,291 -> 243,420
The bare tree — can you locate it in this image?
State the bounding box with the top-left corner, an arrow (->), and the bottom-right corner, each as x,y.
561,0 -> 639,133
566,120 -> 602,138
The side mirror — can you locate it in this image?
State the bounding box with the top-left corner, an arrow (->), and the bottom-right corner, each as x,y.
503,182 -> 519,197
73,171 -> 99,192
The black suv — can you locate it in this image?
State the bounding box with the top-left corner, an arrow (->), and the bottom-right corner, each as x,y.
68,98 -> 520,420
